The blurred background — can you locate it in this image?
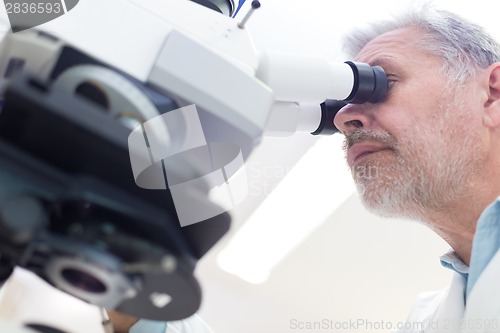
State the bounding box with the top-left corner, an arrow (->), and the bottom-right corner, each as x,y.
195,1 -> 500,332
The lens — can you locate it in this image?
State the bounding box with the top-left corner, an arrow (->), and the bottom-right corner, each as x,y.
61,268 -> 107,293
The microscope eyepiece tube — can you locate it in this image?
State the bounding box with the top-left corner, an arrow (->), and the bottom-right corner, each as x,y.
256,52 -> 388,104
256,51 -> 354,103
264,102 -> 324,136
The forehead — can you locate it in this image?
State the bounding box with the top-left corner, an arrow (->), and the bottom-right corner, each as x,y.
354,27 -> 440,69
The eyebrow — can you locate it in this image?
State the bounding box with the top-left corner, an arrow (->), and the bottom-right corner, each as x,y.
368,57 -> 395,69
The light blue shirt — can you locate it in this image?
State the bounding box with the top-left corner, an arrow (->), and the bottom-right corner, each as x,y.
440,197 -> 500,302
130,319 -> 167,333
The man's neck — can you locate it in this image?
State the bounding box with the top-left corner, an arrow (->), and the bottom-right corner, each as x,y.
424,192 -> 496,266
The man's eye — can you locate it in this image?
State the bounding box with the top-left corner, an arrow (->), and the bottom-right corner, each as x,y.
386,74 -> 398,90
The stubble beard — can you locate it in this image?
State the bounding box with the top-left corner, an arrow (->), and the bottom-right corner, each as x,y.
344,102 -> 482,222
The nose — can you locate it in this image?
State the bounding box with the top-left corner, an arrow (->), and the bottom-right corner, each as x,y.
333,104 -> 374,134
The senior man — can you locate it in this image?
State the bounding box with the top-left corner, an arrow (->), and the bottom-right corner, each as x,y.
334,5 -> 500,333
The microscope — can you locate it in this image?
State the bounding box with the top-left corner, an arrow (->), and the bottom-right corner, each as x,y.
0,0 -> 387,332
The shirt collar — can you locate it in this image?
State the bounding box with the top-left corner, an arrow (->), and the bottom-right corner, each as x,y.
439,196 -> 500,299
440,249 -> 469,279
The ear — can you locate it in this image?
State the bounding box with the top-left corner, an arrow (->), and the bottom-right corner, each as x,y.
483,63 -> 500,128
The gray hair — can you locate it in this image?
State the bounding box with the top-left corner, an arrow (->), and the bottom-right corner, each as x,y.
343,4 -> 500,83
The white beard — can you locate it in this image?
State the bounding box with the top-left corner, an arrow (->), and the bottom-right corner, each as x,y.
344,101 -> 483,222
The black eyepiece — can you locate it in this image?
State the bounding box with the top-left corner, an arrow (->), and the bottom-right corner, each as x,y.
343,61 -> 388,104
311,100 -> 346,135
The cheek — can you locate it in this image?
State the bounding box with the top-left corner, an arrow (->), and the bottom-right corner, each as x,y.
400,106 -> 480,161
378,81 -> 452,137
373,91 -> 422,131
374,103 -> 429,138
